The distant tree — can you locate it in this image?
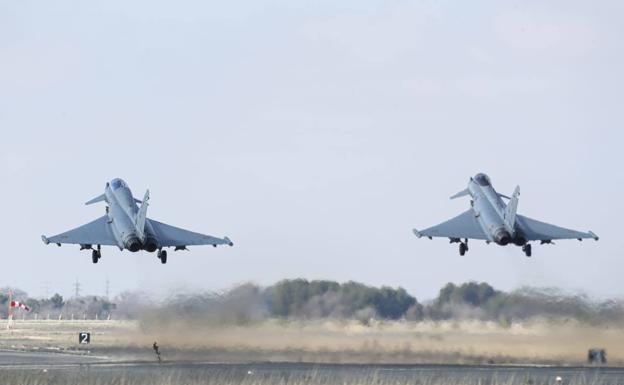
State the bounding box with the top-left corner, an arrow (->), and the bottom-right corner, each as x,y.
405,303 -> 425,321
0,287 -> 28,302
308,280 -> 340,297
50,293 -> 64,309
270,279 -> 309,316
267,279 -> 418,320
436,283 -> 457,306
84,296 -> 116,318
339,281 -> 376,312
372,286 -> 416,319
435,282 -> 498,308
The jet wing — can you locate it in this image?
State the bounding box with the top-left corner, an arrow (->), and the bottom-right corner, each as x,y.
516,215 -> 599,241
42,216 -> 118,246
413,210 -> 488,240
149,219 -> 233,247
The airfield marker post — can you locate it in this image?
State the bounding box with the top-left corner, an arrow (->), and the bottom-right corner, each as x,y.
6,289 -> 13,330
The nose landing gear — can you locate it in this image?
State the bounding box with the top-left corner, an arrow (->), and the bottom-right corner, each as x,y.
157,249 -> 167,264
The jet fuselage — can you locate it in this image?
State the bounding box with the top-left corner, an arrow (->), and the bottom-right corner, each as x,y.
466,174 -> 524,246
104,178 -> 158,252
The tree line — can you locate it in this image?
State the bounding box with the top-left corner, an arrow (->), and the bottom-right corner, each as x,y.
3,280 -> 624,325
0,288 -> 115,319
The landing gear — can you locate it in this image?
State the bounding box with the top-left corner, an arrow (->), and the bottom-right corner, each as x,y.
522,243 -> 532,257
158,249 -> 167,264
459,241 -> 468,256
91,249 -> 101,264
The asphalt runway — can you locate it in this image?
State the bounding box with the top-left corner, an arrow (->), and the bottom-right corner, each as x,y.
2,350 -> 624,383
0,349 -> 100,366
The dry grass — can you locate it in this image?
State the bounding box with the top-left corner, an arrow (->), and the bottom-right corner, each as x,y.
2,318 -> 624,365
0,367 -> 616,385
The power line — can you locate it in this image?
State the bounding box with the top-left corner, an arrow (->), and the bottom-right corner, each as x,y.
42,281 -> 50,298
73,278 -> 81,298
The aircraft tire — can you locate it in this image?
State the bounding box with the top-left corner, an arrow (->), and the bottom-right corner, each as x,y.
459,243 -> 467,256
160,250 -> 167,264
524,244 -> 532,257
92,250 -> 99,264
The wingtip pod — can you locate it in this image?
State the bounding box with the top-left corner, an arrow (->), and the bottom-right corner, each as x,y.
41,235 -> 49,245
589,231 -> 599,241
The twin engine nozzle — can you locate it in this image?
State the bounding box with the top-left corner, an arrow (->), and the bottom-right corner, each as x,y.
493,228 -> 527,246
125,235 -> 159,253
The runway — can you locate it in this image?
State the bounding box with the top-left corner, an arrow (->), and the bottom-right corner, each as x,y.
1,350 -> 623,383
0,349 -> 100,366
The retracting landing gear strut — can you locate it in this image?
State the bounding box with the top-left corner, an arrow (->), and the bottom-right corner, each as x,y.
459,239 -> 469,256
157,249 -> 167,264
522,243 -> 532,257
92,245 -> 102,264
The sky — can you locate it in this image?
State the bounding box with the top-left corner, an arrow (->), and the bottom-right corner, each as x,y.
1,0 -> 622,301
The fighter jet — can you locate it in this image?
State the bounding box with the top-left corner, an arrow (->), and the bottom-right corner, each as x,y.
413,173 -> 598,257
42,178 -> 233,264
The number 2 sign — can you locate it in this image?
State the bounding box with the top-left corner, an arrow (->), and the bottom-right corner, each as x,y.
79,332 -> 91,344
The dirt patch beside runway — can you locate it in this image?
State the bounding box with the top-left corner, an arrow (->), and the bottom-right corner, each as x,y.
1,319 -> 623,365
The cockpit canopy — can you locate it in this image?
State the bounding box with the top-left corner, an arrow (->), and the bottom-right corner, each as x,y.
111,178 -> 128,190
474,173 -> 491,187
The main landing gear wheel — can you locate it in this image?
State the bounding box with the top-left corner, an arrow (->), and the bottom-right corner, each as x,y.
91,250 -> 101,264
522,244 -> 532,257
158,250 -> 167,264
459,242 -> 468,256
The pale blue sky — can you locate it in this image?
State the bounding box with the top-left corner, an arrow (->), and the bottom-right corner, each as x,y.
1,1 -> 621,300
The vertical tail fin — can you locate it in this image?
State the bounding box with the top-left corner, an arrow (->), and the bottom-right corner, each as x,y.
85,194 -> 106,205
504,186 -> 520,232
135,190 -> 150,242
450,188 -> 471,199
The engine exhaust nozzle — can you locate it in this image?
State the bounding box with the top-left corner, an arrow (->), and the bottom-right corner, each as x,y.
143,236 -> 158,253
494,229 -> 511,246
125,236 -> 142,252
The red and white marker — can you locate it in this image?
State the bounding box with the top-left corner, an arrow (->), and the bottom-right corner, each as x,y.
9,300 -> 30,311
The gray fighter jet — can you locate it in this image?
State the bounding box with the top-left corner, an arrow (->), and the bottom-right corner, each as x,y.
42,178 -> 233,264
413,173 -> 598,257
